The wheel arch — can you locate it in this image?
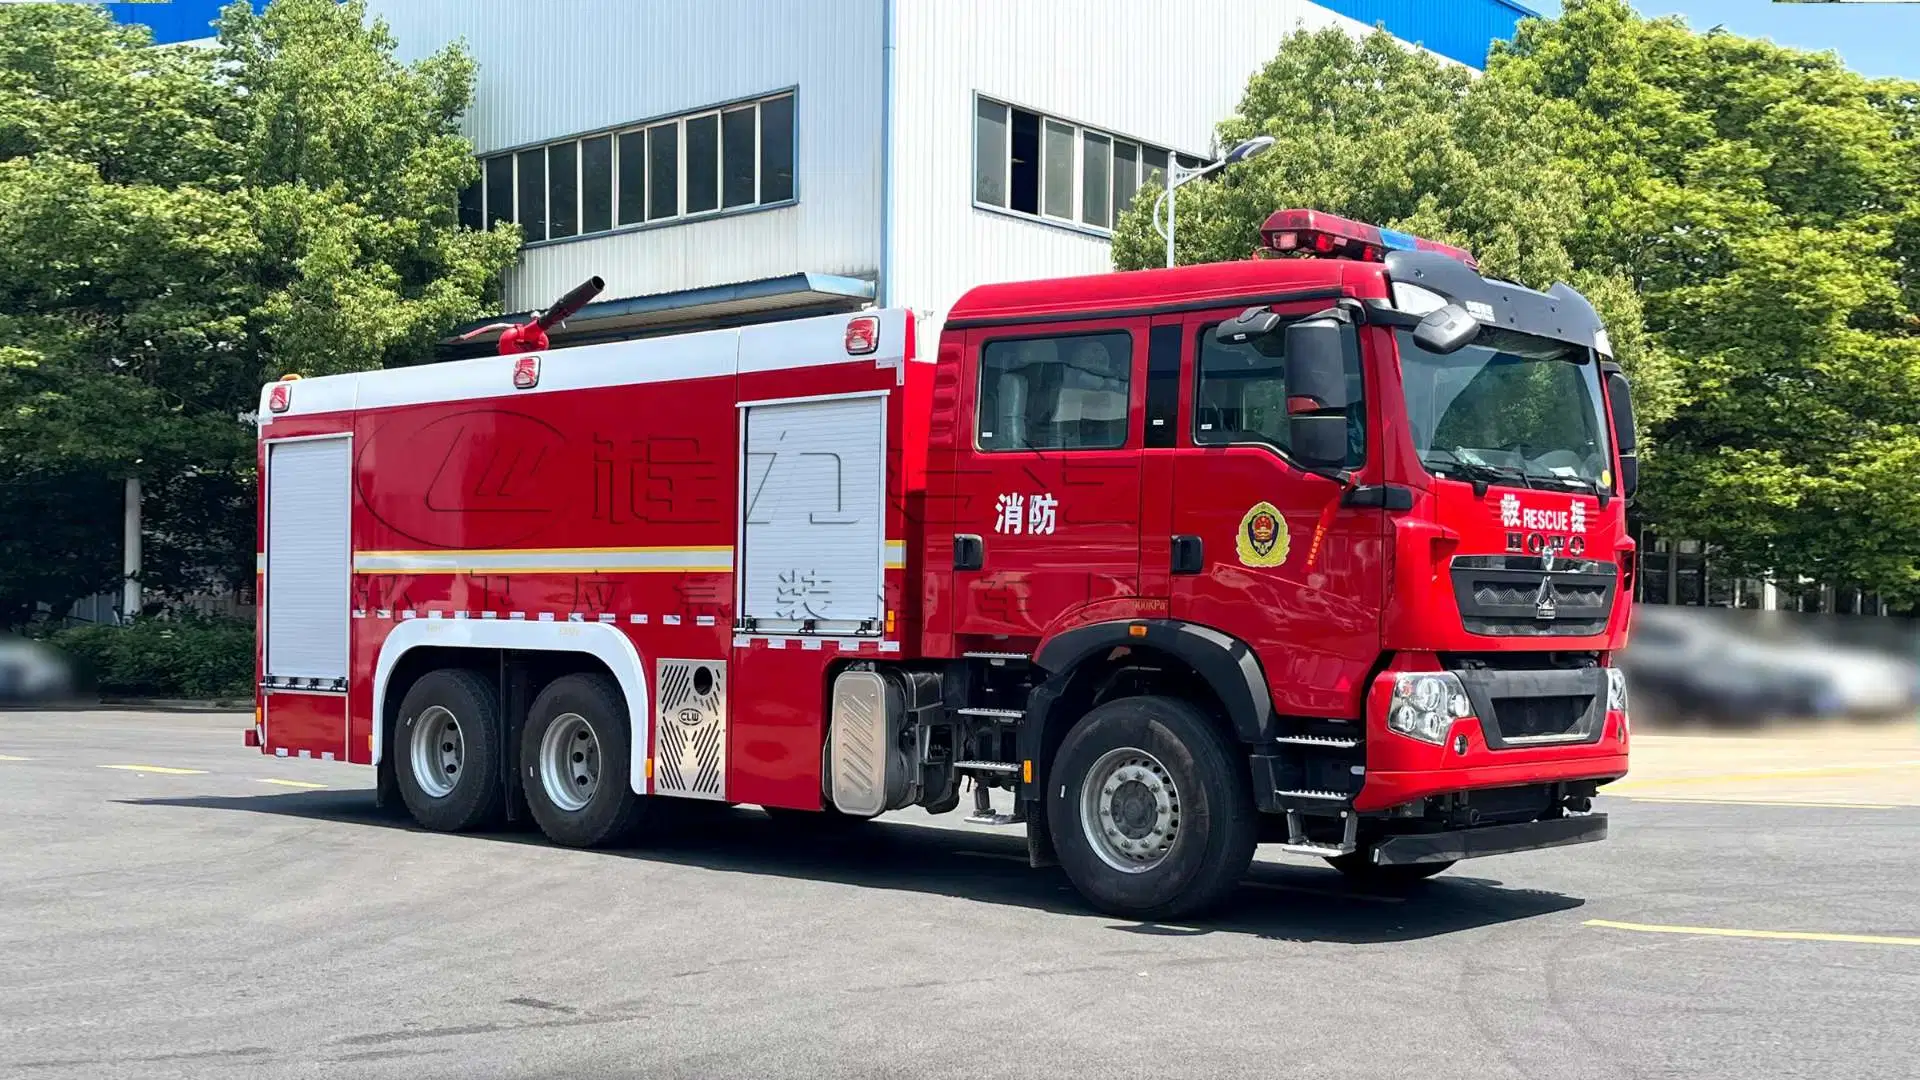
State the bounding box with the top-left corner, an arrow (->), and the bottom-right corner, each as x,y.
1019,619 -> 1273,802
373,620 -> 651,794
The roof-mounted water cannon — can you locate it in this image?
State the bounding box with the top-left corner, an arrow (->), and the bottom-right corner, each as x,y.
458,276 -> 606,356
1258,210 -> 1478,270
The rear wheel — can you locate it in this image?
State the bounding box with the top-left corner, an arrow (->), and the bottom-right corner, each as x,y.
1325,852 -> 1455,887
1047,695 -> 1255,920
394,668 -> 505,832
521,673 -> 648,848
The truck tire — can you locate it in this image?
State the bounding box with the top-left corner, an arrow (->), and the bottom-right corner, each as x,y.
521,672 -> 648,848
1046,695 -> 1256,920
1325,852 -> 1455,888
394,668 -> 505,832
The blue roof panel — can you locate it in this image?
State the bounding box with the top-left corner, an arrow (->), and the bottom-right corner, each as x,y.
1314,0 -> 1538,68
105,1 -> 261,45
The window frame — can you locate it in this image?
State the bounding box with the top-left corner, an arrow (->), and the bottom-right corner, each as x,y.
972,328 -> 1138,454
969,91 -> 1206,238
1189,315 -> 1370,472
473,86 -> 800,249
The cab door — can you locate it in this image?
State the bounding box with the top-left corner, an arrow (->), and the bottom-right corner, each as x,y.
1159,305 -> 1388,719
948,318 -> 1149,643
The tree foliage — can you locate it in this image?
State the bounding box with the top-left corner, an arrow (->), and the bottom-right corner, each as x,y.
1113,3 -> 1920,602
0,0 -> 517,627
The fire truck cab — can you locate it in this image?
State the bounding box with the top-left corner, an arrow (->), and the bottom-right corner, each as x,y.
254,210 -> 1634,920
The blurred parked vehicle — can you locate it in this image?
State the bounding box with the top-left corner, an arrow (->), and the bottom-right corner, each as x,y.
1622,607 -> 1919,727
0,635 -> 74,705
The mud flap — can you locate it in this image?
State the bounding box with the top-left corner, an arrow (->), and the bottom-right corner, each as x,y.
1026,801 -> 1058,868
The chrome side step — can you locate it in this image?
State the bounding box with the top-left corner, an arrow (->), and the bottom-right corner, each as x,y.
956,707 -> 1023,720
1281,809 -> 1360,857
963,651 -> 1030,662
1274,788 -> 1349,801
954,760 -> 1020,774
1274,734 -> 1360,750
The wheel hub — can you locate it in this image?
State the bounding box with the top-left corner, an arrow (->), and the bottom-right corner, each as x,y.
538,712 -> 601,813
1079,748 -> 1181,873
409,705 -> 463,799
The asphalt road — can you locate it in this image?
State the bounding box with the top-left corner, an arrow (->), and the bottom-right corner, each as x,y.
2,711 -> 1916,1080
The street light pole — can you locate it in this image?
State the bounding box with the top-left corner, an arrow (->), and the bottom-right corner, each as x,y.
1152,136 -> 1276,269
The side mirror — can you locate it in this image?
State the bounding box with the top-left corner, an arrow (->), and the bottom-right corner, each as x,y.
1216,306 -> 1283,345
1604,366 -> 1638,499
1281,315 -> 1355,411
1289,414 -> 1348,470
1412,303 -> 1480,355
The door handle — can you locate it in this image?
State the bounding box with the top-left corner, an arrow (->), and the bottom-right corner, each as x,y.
1171,535 -> 1203,575
954,534 -> 984,571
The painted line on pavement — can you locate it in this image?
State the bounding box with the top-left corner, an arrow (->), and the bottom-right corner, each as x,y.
1586,919 -> 1920,948
0,754 -> 30,761
258,778 -> 327,789
1617,796 -> 1898,810
1606,759 -> 1920,791
99,764 -> 208,775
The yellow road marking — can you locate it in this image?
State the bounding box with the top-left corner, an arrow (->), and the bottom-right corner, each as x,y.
1618,796 -> 1898,810
0,754 -> 30,761
257,778 -> 326,789
99,764 -> 207,775
1586,919 -> 1920,948
1607,759 -> 1920,790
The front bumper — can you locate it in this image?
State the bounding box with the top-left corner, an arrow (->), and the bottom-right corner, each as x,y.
1373,813 -> 1608,866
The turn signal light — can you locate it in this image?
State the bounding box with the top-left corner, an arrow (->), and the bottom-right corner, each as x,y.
845,316 -> 880,355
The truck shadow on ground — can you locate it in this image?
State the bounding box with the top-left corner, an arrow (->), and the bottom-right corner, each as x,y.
124,789 -> 1585,944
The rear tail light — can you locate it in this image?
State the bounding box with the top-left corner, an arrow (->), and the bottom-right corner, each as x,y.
268,384 -> 291,413
512,355 -> 540,389
845,316 -> 880,355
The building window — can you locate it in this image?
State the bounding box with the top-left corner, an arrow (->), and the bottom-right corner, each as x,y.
972,94 -> 1197,234
976,331 -> 1133,452
472,90 -> 797,245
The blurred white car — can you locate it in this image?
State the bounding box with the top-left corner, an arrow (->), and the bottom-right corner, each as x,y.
0,637 -> 73,704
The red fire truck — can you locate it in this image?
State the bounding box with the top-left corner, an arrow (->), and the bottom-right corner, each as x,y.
251,210 -> 1636,919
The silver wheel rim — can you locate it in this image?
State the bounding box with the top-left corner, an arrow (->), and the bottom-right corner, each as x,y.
1079,746 -> 1181,873
539,712 -> 601,813
410,705 -> 464,799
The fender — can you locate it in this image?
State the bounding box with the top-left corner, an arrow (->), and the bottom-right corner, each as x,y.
1028,618 -> 1275,745
372,620 -> 652,795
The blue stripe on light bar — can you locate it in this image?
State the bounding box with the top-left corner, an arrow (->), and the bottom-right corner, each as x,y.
1378,228 -> 1418,251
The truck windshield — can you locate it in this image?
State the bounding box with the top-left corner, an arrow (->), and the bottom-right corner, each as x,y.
1397,328 -> 1611,494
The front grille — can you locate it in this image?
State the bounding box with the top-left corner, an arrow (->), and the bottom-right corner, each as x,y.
1452,557 -> 1617,637
1492,695 -> 1587,739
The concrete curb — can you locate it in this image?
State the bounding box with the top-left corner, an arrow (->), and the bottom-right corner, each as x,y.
0,699 -> 251,714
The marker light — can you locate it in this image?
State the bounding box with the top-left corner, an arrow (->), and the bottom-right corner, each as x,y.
845,316 -> 880,355
1259,209 -> 1478,270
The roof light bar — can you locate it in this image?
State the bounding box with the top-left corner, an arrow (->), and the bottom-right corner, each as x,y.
1259,209 -> 1478,270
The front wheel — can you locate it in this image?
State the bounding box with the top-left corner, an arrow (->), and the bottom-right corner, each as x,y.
1046,695 -> 1256,921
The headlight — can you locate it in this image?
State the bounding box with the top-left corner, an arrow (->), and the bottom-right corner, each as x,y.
1389,672 -> 1472,745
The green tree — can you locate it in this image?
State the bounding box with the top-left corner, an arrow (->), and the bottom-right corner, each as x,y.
1109,24 -> 1683,437
1488,0 -> 1920,601
0,0 -> 517,627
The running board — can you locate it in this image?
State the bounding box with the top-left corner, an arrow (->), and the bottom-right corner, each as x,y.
964,651 -> 1031,662
954,760 -> 1021,774
1282,809 -> 1359,856
1275,788 -> 1350,801
956,707 -> 1023,720
1274,734 -> 1360,750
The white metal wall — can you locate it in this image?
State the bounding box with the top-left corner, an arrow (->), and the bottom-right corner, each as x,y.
366,0 -> 883,311
886,0 -> 1373,319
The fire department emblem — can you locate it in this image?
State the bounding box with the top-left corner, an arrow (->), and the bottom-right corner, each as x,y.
1236,502 -> 1290,567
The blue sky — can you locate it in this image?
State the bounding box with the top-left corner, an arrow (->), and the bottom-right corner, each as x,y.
1527,1 -> 1920,79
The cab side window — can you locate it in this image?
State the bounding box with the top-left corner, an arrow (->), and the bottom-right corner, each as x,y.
976,331 -> 1132,451
1194,324 -> 1366,467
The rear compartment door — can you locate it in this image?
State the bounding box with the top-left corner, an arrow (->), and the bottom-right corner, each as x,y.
262,435 -> 352,759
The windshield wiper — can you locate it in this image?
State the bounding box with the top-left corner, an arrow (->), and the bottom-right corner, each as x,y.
1423,449 -> 1532,493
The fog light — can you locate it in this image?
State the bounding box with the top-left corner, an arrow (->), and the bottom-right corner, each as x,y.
1453,734 -> 1468,755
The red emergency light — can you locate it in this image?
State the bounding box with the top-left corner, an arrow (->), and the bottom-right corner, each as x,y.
1259,209 -> 1478,270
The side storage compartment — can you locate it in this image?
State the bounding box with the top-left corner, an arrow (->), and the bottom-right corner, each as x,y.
261,434 -> 352,760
